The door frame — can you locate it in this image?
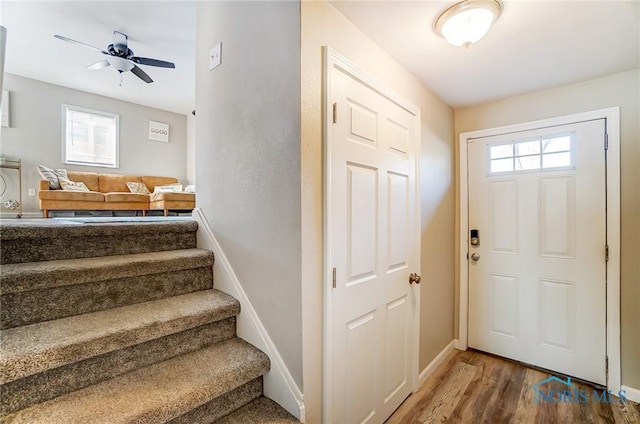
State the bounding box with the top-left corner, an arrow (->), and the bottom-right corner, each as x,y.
323,47 -> 422,422
457,107 -> 621,392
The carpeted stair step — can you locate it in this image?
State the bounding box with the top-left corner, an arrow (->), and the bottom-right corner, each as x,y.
0,219 -> 198,264
215,397 -> 299,423
169,377 -> 264,424
0,290 -> 240,415
0,249 -> 215,329
2,338 -> 270,423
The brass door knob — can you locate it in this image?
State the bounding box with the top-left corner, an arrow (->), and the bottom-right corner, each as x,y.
409,273 -> 421,285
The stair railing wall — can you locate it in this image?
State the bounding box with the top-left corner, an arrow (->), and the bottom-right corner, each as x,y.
192,208 -> 305,421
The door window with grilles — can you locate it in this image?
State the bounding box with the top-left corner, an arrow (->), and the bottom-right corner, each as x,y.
488,133 -> 574,174
62,105 -> 119,168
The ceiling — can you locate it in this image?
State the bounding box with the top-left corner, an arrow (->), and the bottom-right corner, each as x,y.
1,1 -> 638,113
1,1 -> 196,115
329,0 -> 640,107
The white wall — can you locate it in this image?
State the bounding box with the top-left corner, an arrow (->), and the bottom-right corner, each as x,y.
187,111 -> 196,185
0,73 -> 188,214
455,68 -> 640,390
302,2 -> 456,421
195,0 -> 302,387
0,26 -> 6,93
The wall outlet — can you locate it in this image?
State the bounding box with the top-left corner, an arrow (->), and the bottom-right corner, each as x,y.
209,43 -> 222,71
28,188 -> 36,196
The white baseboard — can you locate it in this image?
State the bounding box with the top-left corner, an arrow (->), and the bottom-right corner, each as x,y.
621,385 -> 640,404
192,208 -> 305,421
418,339 -> 457,386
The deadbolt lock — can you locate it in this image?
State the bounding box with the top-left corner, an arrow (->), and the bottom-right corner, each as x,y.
470,229 -> 480,247
409,273 -> 421,285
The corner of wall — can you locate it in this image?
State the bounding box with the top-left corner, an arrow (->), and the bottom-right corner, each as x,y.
192,208 -> 305,421
418,339 -> 457,386
620,385 -> 640,404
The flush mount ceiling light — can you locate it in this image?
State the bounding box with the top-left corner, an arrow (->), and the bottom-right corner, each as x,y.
434,0 -> 502,48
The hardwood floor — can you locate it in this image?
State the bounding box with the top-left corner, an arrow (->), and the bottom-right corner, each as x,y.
387,349 -> 640,424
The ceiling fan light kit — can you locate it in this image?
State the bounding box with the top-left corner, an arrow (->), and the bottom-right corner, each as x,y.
54,31 -> 175,84
434,0 -> 502,48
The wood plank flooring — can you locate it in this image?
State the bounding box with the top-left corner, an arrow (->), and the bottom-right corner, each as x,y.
387,349 -> 640,424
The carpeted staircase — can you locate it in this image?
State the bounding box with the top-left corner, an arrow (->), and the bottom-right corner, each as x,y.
0,219 -> 298,423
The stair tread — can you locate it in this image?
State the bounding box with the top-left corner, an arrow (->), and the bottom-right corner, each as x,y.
2,338 -> 270,423
0,289 -> 240,384
0,248 -> 214,294
0,219 -> 198,241
216,397 -> 299,423
0,220 -> 198,265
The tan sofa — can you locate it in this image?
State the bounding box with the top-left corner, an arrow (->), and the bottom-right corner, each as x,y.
38,171 -> 195,218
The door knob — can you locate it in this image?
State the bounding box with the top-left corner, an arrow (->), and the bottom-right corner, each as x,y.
409,273 -> 421,284
470,253 -> 480,261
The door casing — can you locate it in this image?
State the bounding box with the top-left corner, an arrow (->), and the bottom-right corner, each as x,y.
457,107 -> 621,392
323,47 -> 422,422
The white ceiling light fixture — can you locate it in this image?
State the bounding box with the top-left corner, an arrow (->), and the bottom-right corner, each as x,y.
434,0 -> 502,48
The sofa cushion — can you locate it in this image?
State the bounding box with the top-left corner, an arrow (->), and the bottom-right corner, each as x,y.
142,176 -> 179,192
126,182 -> 150,194
153,184 -> 183,193
39,190 -> 105,202
37,164 -> 68,190
67,171 -> 100,192
60,180 -> 90,192
104,192 -> 150,203
150,192 -> 195,202
99,174 -> 142,193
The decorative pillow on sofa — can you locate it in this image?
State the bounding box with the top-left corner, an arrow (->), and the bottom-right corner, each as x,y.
126,182 -> 151,194
60,180 -> 90,192
37,164 -> 68,190
153,184 -> 183,193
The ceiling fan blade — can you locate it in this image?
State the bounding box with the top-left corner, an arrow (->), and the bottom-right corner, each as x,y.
131,65 -> 153,83
113,31 -> 128,55
86,60 -> 111,70
131,57 -> 175,69
54,34 -> 107,54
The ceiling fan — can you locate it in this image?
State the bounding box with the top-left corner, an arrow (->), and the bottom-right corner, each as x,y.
54,30 -> 175,84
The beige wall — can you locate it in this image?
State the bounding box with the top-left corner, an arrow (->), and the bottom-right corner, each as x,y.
455,69 -> 640,389
0,73 -> 188,215
195,0 -> 303,388
302,1 -> 456,421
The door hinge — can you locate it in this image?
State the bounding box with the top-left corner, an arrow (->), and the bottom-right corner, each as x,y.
605,244 -> 609,262
604,133 -> 609,150
332,267 -> 337,289
332,103 -> 337,124
606,356 -> 609,373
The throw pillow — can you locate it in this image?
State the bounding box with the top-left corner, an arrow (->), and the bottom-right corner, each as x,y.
60,180 -> 90,192
153,184 -> 183,193
37,164 -> 68,190
126,182 -> 150,194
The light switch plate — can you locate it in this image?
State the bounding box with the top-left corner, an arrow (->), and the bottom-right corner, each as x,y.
209,43 -> 222,70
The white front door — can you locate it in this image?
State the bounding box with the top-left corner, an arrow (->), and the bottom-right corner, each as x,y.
467,119 -> 607,385
325,51 -> 420,424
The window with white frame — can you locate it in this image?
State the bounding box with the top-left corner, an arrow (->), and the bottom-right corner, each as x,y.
62,105 -> 119,168
488,133 -> 574,174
